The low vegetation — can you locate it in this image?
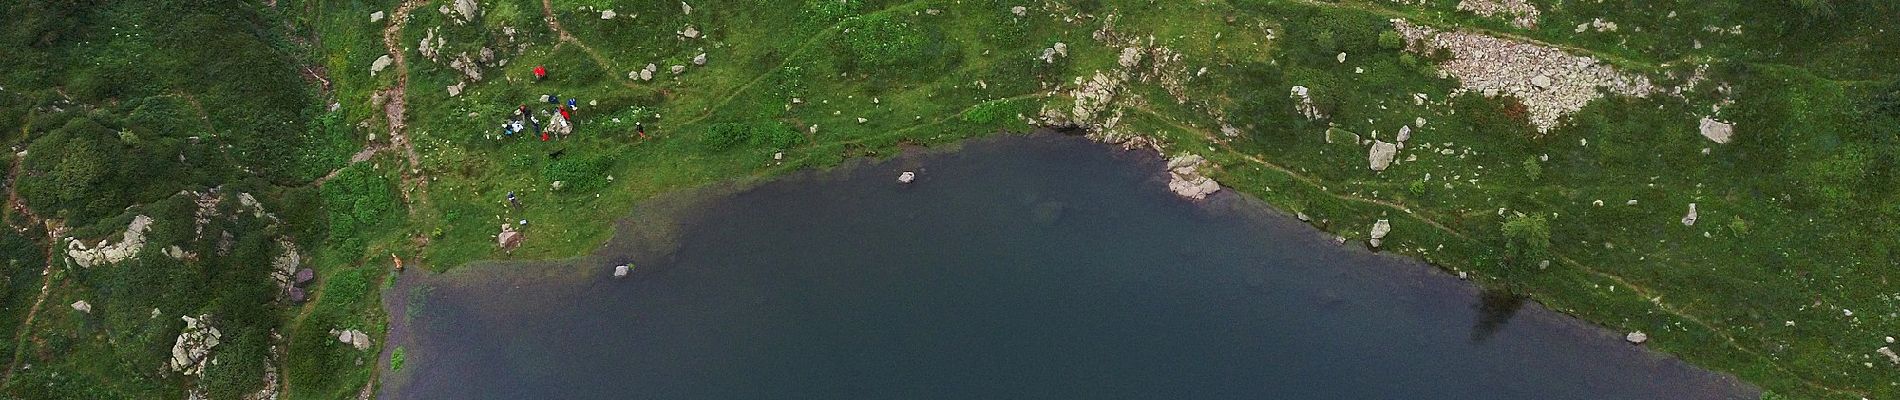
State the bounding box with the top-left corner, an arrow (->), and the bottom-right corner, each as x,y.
0,0 -> 1893,399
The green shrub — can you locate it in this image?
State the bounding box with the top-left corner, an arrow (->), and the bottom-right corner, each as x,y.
542,155 -> 613,192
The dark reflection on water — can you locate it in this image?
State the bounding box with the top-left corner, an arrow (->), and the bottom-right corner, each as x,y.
381,133 -> 1756,400
1471,288 -> 1528,344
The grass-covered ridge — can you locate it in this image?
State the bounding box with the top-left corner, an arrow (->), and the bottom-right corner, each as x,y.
1,0 -> 1896,399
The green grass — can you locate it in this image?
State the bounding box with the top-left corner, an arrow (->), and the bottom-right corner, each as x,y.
0,0 -> 1895,399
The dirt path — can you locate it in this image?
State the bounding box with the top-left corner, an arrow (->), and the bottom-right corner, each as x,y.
537,0 -> 663,92
378,0 -> 432,215
0,121 -> 66,386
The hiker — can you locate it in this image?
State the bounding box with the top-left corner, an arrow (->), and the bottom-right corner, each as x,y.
507,192 -> 521,209
635,122 -> 648,139
533,65 -> 547,81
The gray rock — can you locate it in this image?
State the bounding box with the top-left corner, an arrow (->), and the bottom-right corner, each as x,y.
1368,219 -> 1391,247
1680,203 -> 1698,226
692,53 -> 707,66
1368,141 -> 1399,171
613,265 -> 630,278
1626,331 -> 1648,344
370,11 -> 385,22
1877,346 -> 1898,365
71,300 -> 91,313
1697,117 -> 1733,144
170,315 -> 221,375
370,55 -> 394,76
898,171 -> 917,184
601,9 -> 616,19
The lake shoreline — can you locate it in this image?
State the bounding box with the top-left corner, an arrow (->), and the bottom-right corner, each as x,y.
379,131 -> 1757,399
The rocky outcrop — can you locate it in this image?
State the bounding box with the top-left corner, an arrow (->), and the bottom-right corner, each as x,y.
170,314 -> 221,376
68,215 -> 154,268
1290,86 -> 1325,121
1455,0 -> 1540,29
1166,154 -> 1221,200
1392,19 -> 1655,133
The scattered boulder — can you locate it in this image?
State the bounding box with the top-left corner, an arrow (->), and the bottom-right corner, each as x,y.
170,314 -> 222,376
1368,219 -> 1391,248
370,11 -> 385,22
1625,331 -> 1648,344
1680,203 -> 1698,226
335,329 -> 373,351
1877,346 -> 1898,365
71,300 -> 91,314
1697,117 -> 1733,144
1368,141 -> 1399,171
898,171 -> 917,184
1011,5 -> 1027,16
682,1 -> 693,15
498,224 -> 524,250
613,265 -> 630,278
288,287 -> 307,303
601,9 -> 616,19
680,25 -> 700,39
1290,86 -> 1324,120
670,65 -> 686,74
294,269 -> 316,287
1456,0 -> 1541,29
1396,125 -> 1412,142
1391,19 -> 1655,133
692,53 -> 707,66
370,55 -> 394,76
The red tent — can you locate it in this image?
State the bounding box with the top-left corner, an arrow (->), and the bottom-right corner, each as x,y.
533,65 -> 547,79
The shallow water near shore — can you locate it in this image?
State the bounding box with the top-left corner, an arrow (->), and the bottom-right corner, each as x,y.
379,133 -> 1755,399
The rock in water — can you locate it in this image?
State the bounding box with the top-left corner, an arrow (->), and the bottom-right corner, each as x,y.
1698,117 -> 1734,144
1680,203 -> 1698,226
613,265 -> 630,278
1369,219 -> 1391,248
1626,331 -> 1648,344
1368,141 -> 1399,171
898,171 -> 917,184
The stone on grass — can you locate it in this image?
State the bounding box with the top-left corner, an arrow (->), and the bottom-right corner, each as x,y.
682,1 -> 693,15
1698,117 -> 1734,144
1011,5 -> 1027,16
72,300 -> 92,313
370,55 -> 394,75
170,314 -> 221,376
370,11 -> 385,22
670,65 -> 686,74
1368,140 -> 1399,171
692,53 -> 707,66
1396,125 -> 1412,142
1877,346 -> 1898,365
1625,331 -> 1648,344
681,26 -> 700,38
1680,203 -> 1698,226
336,329 -> 372,350
1368,219 -> 1391,248
601,9 -> 616,19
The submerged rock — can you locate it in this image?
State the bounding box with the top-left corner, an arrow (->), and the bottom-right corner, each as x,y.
614,264 -> 630,278
898,171 -> 917,184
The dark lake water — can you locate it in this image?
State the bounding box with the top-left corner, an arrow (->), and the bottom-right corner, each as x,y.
380,134 -> 1755,399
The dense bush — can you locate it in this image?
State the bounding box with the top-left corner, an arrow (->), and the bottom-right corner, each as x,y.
700,121 -> 800,152
543,155 -> 614,192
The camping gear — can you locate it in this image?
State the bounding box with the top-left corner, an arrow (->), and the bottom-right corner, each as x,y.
547,94 -> 560,104
533,65 -> 547,80
567,98 -> 577,109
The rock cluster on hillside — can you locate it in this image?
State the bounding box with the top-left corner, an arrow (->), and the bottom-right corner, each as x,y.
170,314 -> 221,376
1392,19 -> 1655,133
67,215 -> 154,268
1455,0 -> 1540,28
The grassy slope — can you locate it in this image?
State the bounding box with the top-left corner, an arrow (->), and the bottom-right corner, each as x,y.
371,0 -> 1896,398
0,0 -> 1892,398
